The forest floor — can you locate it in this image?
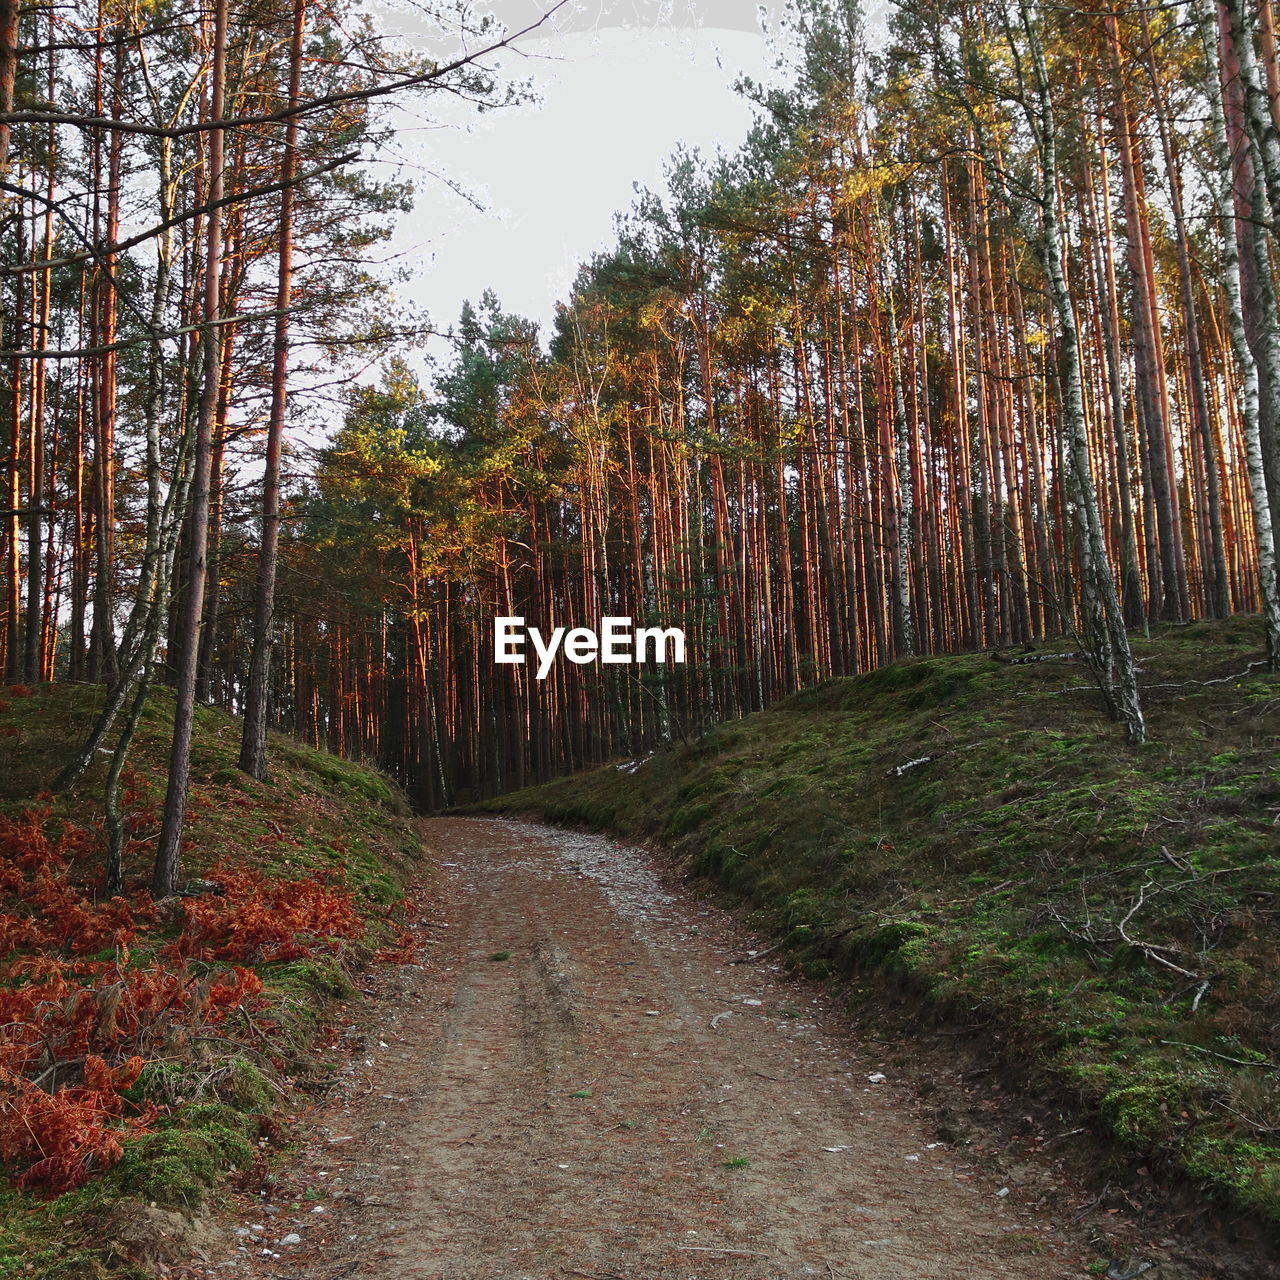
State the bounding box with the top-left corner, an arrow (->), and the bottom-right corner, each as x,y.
185,817 -> 1252,1280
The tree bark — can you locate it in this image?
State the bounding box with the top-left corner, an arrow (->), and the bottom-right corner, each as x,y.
153,0 -> 228,897
1207,2 -> 1280,664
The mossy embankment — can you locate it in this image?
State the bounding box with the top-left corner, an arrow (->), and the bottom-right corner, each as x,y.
478,620 -> 1280,1226
0,684 -> 422,1279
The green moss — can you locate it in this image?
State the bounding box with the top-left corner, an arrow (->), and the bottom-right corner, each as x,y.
219,1059 -> 277,1111
265,957 -> 356,1000
1100,1079 -> 1182,1147
276,743 -> 394,804
849,921 -> 929,966
1183,1137 -> 1280,1221
110,1122 -> 249,1209
664,799 -> 715,838
0,1237 -> 128,1280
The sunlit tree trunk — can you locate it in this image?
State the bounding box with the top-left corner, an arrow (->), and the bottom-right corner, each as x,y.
241,0 -> 306,779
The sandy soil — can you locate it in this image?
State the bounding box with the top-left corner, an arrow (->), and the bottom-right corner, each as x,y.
183,817 -> 1219,1280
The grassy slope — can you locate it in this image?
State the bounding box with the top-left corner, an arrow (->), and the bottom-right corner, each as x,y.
0,684 -> 422,1279
479,619 -> 1280,1224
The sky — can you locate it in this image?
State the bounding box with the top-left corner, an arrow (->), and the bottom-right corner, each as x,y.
367,1 -> 787,348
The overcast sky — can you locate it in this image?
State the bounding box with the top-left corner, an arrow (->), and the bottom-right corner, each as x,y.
367,1 -> 785,350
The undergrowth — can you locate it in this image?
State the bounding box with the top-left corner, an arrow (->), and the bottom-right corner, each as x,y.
0,685 -> 421,1278
479,619 -> 1280,1226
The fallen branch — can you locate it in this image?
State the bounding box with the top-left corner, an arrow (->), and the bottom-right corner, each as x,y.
1212,1098 -> 1280,1133
1117,881 -> 1200,980
1144,661 -> 1270,690
992,646 -> 1083,665
1160,846 -> 1193,873
29,1056 -> 86,1090
931,878 -> 1017,908
886,755 -> 934,777
1159,1040 -> 1278,1070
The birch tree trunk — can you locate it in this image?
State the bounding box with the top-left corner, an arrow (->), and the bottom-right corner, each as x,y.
1219,0 -> 1280,530
883,256 -> 915,656
1206,3 -> 1280,666
1017,0 -> 1146,742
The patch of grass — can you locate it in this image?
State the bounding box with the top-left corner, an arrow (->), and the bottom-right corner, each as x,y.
478,620 -> 1280,1225
489,949 -> 513,961
720,1156 -> 751,1169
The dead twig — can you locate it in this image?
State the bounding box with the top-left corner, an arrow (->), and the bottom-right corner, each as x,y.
1212,1098 -> 1280,1133
1160,846 -> 1193,874
1072,1182 -> 1111,1222
1143,660 -> 1269,690
1159,1040 -> 1279,1070
886,755 -> 934,777
29,1056 -> 86,1090
991,647 -> 1083,665
1117,880 -> 1202,982
674,1245 -> 773,1257
731,939 -> 783,965
931,878 -> 1017,907
1046,1127 -> 1086,1144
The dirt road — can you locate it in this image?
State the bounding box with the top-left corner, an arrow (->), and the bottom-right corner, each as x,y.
200,817 -> 1186,1280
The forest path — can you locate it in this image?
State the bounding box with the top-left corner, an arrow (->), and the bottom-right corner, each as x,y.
204,817 -> 1138,1280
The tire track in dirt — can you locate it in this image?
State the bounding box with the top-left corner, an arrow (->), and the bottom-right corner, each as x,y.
193,817 -> 1185,1280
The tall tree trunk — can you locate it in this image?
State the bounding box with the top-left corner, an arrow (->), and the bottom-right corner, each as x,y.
0,0 -> 17,174
1144,27 -> 1229,617
1019,0 -> 1145,741
1220,0 -> 1280,530
1107,18 -> 1189,622
1207,3 -> 1280,664
153,0 -> 228,897
0,0 -> 19,684
239,0 -> 303,781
